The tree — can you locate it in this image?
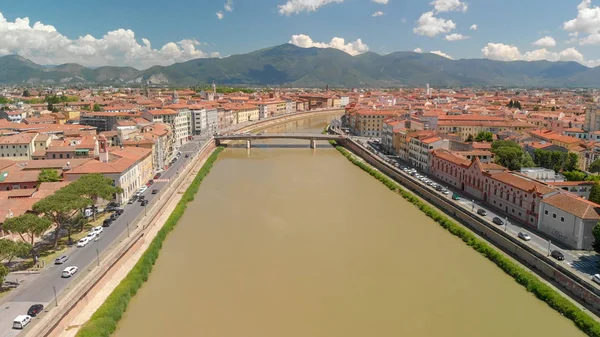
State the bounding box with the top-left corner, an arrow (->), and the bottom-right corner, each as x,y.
3,214 -> 52,262
522,152 -> 535,168
37,169 -> 61,183
563,170 -> 587,181
507,100 -> 514,108
0,264 -> 7,285
475,131 -> 493,142
514,101 -> 522,110
491,140 -> 531,170
551,106 -> 556,111
465,134 -> 473,142
0,239 -> 30,264
593,223 -> 600,253
70,174 -> 123,220
589,183 -> 600,204
589,159 -> 600,173
32,188 -> 91,247
93,103 -> 101,112
22,90 -> 31,97
47,102 -> 53,111
565,152 -> 579,172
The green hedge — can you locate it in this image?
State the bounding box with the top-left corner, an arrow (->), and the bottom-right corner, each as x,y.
332,143 -> 600,337
76,147 -> 224,337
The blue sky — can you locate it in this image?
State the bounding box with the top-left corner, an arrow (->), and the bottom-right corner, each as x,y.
0,0 -> 599,68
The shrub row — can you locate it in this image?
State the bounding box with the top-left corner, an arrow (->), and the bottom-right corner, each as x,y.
332,143 -> 600,337
76,147 -> 224,337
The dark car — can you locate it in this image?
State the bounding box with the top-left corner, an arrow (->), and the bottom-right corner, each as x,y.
114,208 -> 124,215
477,209 -> 487,216
152,189 -> 158,194
138,196 -> 146,202
140,200 -> 149,206
110,212 -> 120,221
127,198 -> 135,204
451,193 -> 460,200
102,218 -> 113,227
492,217 -> 504,226
27,304 -> 44,317
154,173 -> 162,179
551,250 -> 565,261
185,154 -> 189,158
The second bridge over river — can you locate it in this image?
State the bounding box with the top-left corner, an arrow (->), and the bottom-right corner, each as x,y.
214,133 -> 346,149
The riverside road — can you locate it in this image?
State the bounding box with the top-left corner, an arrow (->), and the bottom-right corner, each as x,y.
0,139 -> 202,337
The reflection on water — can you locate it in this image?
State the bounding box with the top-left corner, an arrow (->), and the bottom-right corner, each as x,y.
114,115 -> 583,337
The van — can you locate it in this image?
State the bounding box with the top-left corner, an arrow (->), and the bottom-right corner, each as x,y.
13,315 -> 31,329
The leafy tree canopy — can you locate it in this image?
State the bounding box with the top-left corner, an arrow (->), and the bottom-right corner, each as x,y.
38,169 -> 61,183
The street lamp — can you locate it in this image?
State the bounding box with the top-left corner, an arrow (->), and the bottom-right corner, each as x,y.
504,217 -> 508,232
127,221 -> 130,238
53,286 -> 58,307
547,240 -> 552,256
471,200 -> 475,212
96,249 -> 100,267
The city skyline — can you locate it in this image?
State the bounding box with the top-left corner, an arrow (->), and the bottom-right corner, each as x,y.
0,0 -> 599,68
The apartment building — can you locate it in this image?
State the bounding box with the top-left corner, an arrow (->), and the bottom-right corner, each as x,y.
0,133 -> 38,160
436,115 -> 535,140
346,109 -> 404,137
142,109 -> 189,148
409,136 -> 448,172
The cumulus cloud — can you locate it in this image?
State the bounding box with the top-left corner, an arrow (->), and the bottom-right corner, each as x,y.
445,33 -> 469,41
216,11 -> 224,19
430,50 -> 453,59
413,12 -> 456,37
278,0 -> 344,15
481,42 -> 596,66
413,48 -> 423,53
532,36 -> 556,48
372,11 -> 384,17
289,34 -> 368,55
430,0 -> 467,13
469,24 -> 477,30
0,12 -> 219,69
372,0 -> 389,3
563,0 -> 600,45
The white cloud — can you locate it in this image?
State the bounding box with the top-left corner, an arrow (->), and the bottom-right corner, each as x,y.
289,34 -> 369,55
413,12 -> 456,37
224,0 -> 234,12
430,0 -> 467,13
587,59 -> 600,67
481,43 -> 523,61
430,50 -> 453,59
413,48 -> 423,53
372,0 -> 389,3
372,11 -> 384,17
278,0 -> 344,15
469,24 -> 477,30
445,33 -> 469,41
0,12 -> 219,68
481,43 -> 593,66
532,36 -> 556,48
563,0 -> 600,44
216,11 -> 224,19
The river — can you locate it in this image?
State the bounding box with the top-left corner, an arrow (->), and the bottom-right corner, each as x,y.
114,114 -> 584,337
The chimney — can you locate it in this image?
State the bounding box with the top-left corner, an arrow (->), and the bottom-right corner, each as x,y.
99,134 -> 109,162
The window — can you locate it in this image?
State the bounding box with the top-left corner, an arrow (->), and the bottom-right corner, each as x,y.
561,217 -> 565,222
552,213 -> 557,219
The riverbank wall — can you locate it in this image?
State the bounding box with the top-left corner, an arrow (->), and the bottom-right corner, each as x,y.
335,137 -> 600,331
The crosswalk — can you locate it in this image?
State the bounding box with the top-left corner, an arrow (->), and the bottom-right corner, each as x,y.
153,178 -> 170,183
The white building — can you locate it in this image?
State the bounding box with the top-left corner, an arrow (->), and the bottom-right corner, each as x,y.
142,108 -> 189,148
538,192 -> 599,250
409,136 -> 448,172
340,96 -> 350,107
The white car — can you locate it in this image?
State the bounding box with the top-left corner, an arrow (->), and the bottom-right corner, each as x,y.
92,226 -> 103,235
62,266 -> 78,278
86,232 -> 97,240
138,186 -> 148,193
518,232 -> 531,241
77,237 -> 90,247
592,274 -> 600,285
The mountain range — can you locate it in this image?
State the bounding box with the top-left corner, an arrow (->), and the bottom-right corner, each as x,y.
1,44 -> 599,87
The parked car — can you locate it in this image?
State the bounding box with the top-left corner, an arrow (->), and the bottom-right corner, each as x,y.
62,266 -> 78,278
140,200 -> 149,206
138,186 -> 148,193
452,193 -> 461,200
110,212 -> 119,221
154,173 -> 162,179
77,237 -> 90,247
54,255 -> 68,265
477,209 -> 487,216
147,180 -> 154,186
551,250 -> 565,261
86,232 -> 97,241
518,232 -> 531,241
27,304 -> 44,317
435,185 -> 444,191
93,226 -> 104,235
114,208 -> 124,215
492,217 -> 505,226
138,196 -> 146,202
152,189 -> 158,194
12,315 -> 32,329
442,189 -> 450,195
102,219 -> 113,227
592,274 -> 600,285
185,154 -> 189,158
127,198 -> 136,204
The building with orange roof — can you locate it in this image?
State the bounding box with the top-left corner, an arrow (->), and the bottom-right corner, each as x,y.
0,133 -> 39,160
142,107 -> 190,149
345,108 -> 406,137
409,135 -> 448,172
64,136 -> 152,203
538,191 -> 600,250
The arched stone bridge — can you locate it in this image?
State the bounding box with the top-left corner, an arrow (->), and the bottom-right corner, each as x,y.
214,133 -> 346,149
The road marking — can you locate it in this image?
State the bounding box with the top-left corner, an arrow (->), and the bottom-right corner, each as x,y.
153,179 -> 170,182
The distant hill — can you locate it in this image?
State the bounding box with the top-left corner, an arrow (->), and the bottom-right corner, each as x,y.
0,44 -> 599,87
